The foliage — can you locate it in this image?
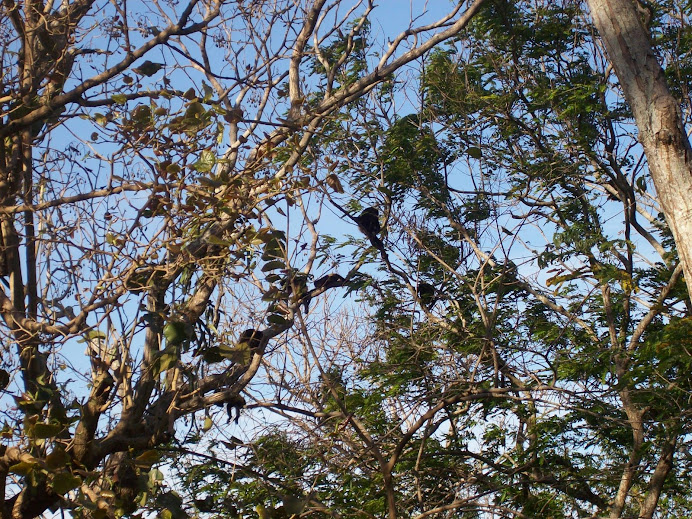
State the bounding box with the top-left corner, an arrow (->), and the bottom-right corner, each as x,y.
0,1 -> 485,518
172,1 -> 692,518
2,0 -> 692,518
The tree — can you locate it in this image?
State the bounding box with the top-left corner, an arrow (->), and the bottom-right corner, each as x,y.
585,0 -> 692,304
170,2 -> 692,518
0,1 -> 487,517
4,1 -> 692,518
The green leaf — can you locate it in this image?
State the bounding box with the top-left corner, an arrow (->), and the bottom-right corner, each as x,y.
87,330 -> 107,340
262,260 -> 285,272
185,101 -> 206,118
206,234 -> 232,246
149,468 -> 165,483
105,233 -> 122,246
9,461 -> 36,476
163,321 -> 190,346
199,347 -> 223,364
45,448 -> 70,470
267,314 -> 291,326
112,94 -> 128,105
202,81 -> 214,103
32,422 -> 62,439
135,450 -> 161,468
218,342 -> 251,364
193,150 -> 216,173
51,472 -> 82,495
467,146 -> 482,159
154,352 -> 178,375
77,329 -> 107,344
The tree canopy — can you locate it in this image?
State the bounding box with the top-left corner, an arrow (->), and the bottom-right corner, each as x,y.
1,1 -> 691,518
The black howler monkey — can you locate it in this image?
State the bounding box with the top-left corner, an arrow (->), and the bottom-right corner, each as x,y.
417,282 -> 437,309
355,207 -> 381,236
313,273 -> 345,290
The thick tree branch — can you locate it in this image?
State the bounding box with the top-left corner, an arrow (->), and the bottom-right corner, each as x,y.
586,0 -> 692,303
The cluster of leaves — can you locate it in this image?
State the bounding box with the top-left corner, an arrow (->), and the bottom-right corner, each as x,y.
169,2 -> 692,518
3,0 -> 692,518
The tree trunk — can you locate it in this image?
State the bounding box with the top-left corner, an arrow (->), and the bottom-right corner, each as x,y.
638,434 -> 677,519
586,0 -> 692,302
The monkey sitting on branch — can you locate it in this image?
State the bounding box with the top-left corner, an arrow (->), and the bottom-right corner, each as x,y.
354,207 -> 384,248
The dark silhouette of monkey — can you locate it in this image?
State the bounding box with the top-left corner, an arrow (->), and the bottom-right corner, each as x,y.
301,274 -> 346,313
355,207 -> 381,235
313,273 -> 345,290
417,282 -> 437,309
355,207 -> 384,249
226,395 -> 246,424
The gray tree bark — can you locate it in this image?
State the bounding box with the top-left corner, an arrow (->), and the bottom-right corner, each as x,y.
587,0 -> 692,303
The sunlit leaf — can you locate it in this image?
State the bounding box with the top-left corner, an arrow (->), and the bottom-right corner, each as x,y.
51,473 -> 82,495
32,422 -> 62,439
135,450 -> 161,468
9,461 -> 36,476
193,150 -> 216,173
